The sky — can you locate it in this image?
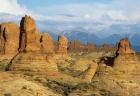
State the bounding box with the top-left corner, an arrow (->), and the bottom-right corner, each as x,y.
0,0 -> 140,37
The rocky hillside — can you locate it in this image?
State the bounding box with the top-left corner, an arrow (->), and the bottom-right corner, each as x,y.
0,15 -> 140,96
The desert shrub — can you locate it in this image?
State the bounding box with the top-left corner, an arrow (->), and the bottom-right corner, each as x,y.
0,62 -> 9,71
24,73 -> 34,77
22,85 -> 27,89
100,89 -> 113,96
4,93 -> 12,96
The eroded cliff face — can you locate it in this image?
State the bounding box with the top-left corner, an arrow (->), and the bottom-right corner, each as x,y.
82,60 -> 98,83
19,15 -> 41,52
1,15 -> 140,96
86,43 -> 96,52
113,38 -> 139,73
8,15 -> 59,73
68,40 -> 86,52
41,33 -> 54,54
56,35 -> 68,54
0,22 -> 20,54
116,38 -> 135,55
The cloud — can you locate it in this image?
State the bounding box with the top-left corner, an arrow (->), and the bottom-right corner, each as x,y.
1,0 -> 140,24
36,0 -> 140,35
0,0 -> 47,22
0,0 -> 140,37
38,0 -> 140,23
0,0 -> 30,15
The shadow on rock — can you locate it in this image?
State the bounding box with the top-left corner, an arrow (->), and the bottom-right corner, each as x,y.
99,56 -> 115,67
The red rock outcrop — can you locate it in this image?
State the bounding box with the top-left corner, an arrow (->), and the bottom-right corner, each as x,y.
9,52 -> 58,73
116,38 -> 135,55
99,44 -> 116,52
68,40 -> 86,52
19,15 -> 41,52
56,35 -> 68,54
113,38 -> 139,73
9,16 -> 58,74
41,33 -> 54,54
0,22 -> 20,54
86,43 -> 95,52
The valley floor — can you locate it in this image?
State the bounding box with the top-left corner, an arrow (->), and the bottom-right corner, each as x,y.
0,52 -> 140,96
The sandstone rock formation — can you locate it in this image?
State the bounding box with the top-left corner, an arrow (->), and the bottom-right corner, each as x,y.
68,40 -> 86,52
116,38 -> 135,55
99,44 -> 116,52
113,38 -> 139,73
9,52 -> 58,73
82,60 -> 98,83
68,41 -> 116,53
41,33 -> 54,54
56,35 -> 68,54
0,22 -> 20,54
19,15 -> 41,52
9,15 -> 58,74
71,59 -> 93,72
86,43 -> 95,52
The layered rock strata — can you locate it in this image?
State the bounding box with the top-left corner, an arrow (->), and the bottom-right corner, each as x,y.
9,15 -> 58,73
82,60 -> 98,83
19,15 -> 41,52
68,40 -> 86,52
0,22 -> 20,54
56,35 -> 68,54
9,52 -> 58,73
113,38 -> 139,73
41,33 -> 54,54
86,43 -> 96,52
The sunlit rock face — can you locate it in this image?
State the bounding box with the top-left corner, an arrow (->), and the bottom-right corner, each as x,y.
82,60 -> 98,83
68,40 -> 86,52
41,33 -> 54,54
56,35 -> 68,54
9,15 -> 58,74
0,22 -> 20,54
9,52 -> 58,73
86,43 -> 96,52
113,38 -> 140,73
19,15 -> 41,52
116,38 -> 135,55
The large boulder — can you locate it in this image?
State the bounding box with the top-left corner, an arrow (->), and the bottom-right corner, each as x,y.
56,35 -> 68,54
0,22 -> 20,54
41,33 -> 54,54
19,15 -> 41,52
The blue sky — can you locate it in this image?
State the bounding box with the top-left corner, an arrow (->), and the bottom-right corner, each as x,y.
18,0 -> 113,16
0,0 -> 139,22
18,0 -> 112,8
14,0 -> 140,23
0,0 -> 140,37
